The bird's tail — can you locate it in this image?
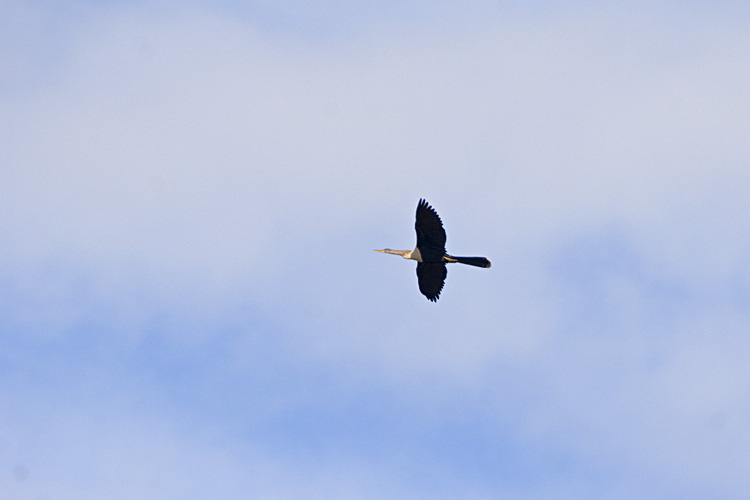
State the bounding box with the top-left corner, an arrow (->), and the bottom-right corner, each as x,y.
445,255 -> 492,268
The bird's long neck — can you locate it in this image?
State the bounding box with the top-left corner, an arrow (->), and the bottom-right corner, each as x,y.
377,248 -> 422,262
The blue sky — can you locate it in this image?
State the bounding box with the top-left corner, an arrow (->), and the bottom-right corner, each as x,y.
2,1 -> 750,498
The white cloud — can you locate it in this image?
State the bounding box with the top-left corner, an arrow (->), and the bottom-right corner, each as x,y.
2,2 -> 750,498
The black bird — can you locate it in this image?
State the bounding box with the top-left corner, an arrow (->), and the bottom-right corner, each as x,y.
376,199 -> 491,301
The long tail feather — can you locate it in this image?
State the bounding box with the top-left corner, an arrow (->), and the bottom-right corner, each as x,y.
445,255 -> 491,268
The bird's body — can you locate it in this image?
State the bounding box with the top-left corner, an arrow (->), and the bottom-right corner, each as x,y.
376,199 -> 491,302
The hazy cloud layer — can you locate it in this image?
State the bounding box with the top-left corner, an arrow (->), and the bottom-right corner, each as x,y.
2,2 -> 750,499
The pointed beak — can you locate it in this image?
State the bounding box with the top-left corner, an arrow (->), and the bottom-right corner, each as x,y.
374,249 -> 385,253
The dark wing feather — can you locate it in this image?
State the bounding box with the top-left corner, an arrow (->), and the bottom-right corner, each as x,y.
415,199 -> 446,262
416,262 -> 447,302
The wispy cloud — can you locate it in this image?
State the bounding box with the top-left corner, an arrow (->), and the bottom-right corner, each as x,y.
2,2 -> 750,498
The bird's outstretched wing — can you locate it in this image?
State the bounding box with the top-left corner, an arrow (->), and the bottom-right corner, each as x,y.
415,199 -> 446,260
416,262 -> 447,302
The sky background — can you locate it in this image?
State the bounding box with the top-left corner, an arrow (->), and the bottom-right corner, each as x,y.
2,1 -> 750,498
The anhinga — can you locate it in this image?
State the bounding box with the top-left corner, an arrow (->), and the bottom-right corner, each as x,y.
376,199 -> 491,302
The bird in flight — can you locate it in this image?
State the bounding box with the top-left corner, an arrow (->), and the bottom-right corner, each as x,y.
375,199 -> 491,302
